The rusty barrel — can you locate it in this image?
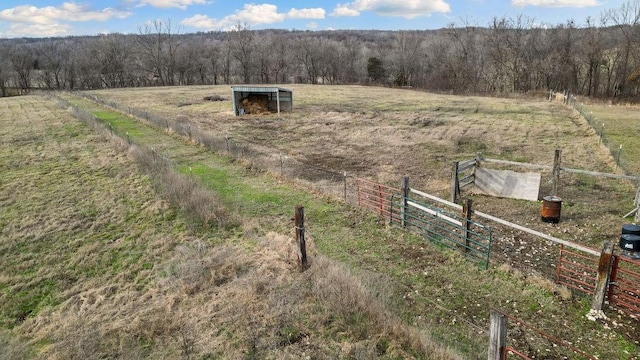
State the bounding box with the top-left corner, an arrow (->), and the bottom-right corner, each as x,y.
541,195 -> 562,223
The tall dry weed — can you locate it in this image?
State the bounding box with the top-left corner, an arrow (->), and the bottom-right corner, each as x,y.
309,256 -> 462,359
128,146 -> 236,231
0,330 -> 29,360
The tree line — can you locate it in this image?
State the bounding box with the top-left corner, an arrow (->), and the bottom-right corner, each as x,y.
1,0 -> 640,100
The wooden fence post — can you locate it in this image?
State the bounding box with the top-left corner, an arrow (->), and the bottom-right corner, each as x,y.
343,171 -> 347,202
295,205 -> 308,272
463,198 -> 473,253
451,161 -> 460,203
552,149 -> 562,196
401,177 -> 409,227
488,310 -> 507,360
635,185 -> 640,222
589,241 -> 614,318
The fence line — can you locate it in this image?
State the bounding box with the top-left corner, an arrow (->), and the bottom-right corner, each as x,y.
558,91 -> 638,176
70,91 -> 355,204
490,308 -> 597,360
64,91 -> 640,323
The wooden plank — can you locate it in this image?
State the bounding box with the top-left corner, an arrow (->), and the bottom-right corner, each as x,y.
481,157 -> 640,181
457,160 -> 477,172
475,168 -> 541,201
482,157 -> 553,170
473,209 -> 600,256
407,200 -> 462,226
561,167 -> 640,181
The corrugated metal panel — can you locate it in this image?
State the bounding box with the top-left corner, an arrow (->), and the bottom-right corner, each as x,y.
231,86 -> 292,93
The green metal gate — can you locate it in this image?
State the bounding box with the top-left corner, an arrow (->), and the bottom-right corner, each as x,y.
390,194 -> 493,268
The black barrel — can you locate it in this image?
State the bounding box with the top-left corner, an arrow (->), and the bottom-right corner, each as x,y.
620,234 -> 640,252
621,223 -> 640,236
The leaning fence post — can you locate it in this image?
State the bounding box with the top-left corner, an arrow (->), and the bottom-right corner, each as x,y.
295,205 -> 308,272
488,309 -> 507,360
635,184 -> 640,222
401,177 -> 409,227
463,198 -> 473,253
616,145 -> 623,170
552,149 -> 562,197
588,241 -> 615,320
343,171 -> 347,202
451,161 -> 460,203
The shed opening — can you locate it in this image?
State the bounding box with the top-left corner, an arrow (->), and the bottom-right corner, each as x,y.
231,86 -> 293,116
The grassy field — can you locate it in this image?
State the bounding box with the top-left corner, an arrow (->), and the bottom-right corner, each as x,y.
1,89 -> 639,359
87,85 -> 639,273
585,102 -> 640,175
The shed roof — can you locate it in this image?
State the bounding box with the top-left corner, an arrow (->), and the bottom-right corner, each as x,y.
231,86 -> 292,93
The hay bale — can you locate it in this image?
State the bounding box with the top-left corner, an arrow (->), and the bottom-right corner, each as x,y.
238,95 -> 270,115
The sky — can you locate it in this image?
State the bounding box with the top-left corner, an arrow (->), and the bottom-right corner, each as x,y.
0,0 -> 628,38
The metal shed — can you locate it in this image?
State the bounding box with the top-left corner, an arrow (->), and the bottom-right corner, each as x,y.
231,86 -> 293,116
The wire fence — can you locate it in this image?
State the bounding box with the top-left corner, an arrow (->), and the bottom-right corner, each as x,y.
565,94 -> 637,175
54,91 -> 639,360
73,92 -> 361,205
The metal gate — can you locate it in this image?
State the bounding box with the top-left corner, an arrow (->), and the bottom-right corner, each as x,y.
354,178 -> 492,268
355,178 -> 399,219
390,190 -> 493,269
556,245 -> 599,296
608,255 -> 640,316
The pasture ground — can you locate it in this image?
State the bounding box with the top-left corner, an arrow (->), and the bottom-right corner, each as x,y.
1,88 -> 638,359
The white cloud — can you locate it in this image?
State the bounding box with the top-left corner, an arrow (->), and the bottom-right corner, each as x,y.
0,2 -> 131,25
183,4 -> 328,30
138,0 -> 206,10
6,22 -> 72,37
287,8 -> 326,19
512,0 -> 599,7
334,0 -> 451,19
181,14 -> 219,29
306,21 -> 319,29
332,4 -> 360,16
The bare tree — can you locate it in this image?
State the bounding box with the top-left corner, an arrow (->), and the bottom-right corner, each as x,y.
443,22 -> 483,92
582,16 -> 605,96
137,19 -> 180,86
93,34 -> 134,88
230,23 -> 255,83
10,45 -> 35,94
294,35 -> 322,84
389,31 -> 424,87
36,41 -> 67,89
0,43 -> 9,96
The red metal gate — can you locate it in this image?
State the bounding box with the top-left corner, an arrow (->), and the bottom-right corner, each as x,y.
355,178 -> 400,220
556,244 -> 599,296
608,255 -> 640,316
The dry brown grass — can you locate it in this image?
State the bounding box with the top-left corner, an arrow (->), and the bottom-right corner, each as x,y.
0,95 -> 462,358
5,91 -> 638,360
89,85 -> 614,191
